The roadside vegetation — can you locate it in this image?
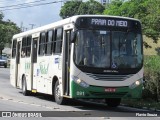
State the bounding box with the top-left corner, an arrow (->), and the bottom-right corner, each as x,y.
0,13 -> 20,56
122,56 -> 160,110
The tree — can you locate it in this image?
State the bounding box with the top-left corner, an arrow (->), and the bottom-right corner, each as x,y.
104,0 -> 123,16
78,0 -> 105,15
104,0 -> 160,43
60,0 -> 105,19
0,13 -> 20,55
60,1 -> 82,19
0,12 -> 4,22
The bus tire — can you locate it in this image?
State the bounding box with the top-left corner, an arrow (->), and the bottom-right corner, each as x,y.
22,76 -> 30,96
54,80 -> 66,105
4,64 -> 7,68
105,98 -> 121,107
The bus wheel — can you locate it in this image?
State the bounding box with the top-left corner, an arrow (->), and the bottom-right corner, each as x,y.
105,98 -> 121,107
4,64 -> 7,68
22,76 -> 30,96
54,81 -> 66,105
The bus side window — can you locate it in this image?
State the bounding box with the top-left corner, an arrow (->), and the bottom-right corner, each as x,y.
39,32 -> 46,56
12,39 -> 17,58
21,37 -> 27,58
53,27 -> 63,54
46,30 -> 54,55
26,36 -> 32,57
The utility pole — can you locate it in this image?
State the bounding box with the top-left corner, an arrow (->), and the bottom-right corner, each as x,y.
20,22 -> 23,32
29,24 -> 36,29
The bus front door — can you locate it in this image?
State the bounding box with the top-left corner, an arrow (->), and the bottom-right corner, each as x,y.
16,41 -> 21,88
62,30 -> 71,96
31,38 -> 38,91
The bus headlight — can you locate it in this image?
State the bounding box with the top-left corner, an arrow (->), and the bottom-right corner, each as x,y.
129,79 -> 143,89
135,80 -> 140,86
72,76 -> 89,88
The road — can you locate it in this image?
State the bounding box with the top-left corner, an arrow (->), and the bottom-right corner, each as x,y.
0,67 -> 159,120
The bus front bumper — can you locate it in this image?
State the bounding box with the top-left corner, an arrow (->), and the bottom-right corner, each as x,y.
70,81 -> 143,99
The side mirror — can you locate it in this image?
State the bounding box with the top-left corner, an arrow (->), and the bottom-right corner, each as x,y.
71,31 -> 77,43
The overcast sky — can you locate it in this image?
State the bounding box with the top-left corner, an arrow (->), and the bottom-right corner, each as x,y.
1,0 -> 62,30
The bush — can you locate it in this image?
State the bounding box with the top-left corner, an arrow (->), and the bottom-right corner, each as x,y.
144,55 -> 160,101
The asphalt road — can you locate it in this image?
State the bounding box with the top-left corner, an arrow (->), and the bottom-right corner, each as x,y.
0,67 -> 159,120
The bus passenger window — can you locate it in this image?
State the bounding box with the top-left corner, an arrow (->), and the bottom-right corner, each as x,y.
26,36 -> 32,57
39,32 -> 46,56
46,30 -> 53,55
21,37 -> 27,58
54,28 -> 63,54
21,36 -> 32,58
12,39 -> 17,58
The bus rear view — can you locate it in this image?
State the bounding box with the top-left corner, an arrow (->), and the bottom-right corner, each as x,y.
70,16 -> 143,107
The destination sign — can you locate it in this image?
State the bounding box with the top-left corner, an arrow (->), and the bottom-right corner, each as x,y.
76,17 -> 141,30
91,18 -> 128,27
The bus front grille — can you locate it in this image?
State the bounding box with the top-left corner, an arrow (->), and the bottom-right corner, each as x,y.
86,73 -> 134,81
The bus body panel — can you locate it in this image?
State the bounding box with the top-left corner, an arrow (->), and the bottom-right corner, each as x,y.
35,55 -> 62,94
10,59 -> 17,87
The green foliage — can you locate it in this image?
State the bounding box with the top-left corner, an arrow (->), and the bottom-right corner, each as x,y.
60,1 -> 82,19
104,0 -> 123,16
0,12 -> 20,55
144,56 -> 160,101
0,12 -> 4,22
78,0 -> 105,15
104,0 -> 160,43
60,0 -> 105,19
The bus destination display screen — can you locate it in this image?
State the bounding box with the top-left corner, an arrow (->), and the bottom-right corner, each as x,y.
91,18 -> 128,27
76,17 -> 141,31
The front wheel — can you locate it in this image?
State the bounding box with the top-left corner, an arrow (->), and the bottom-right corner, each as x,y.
105,98 -> 121,107
54,81 -> 67,105
22,76 -> 30,96
4,64 -> 7,68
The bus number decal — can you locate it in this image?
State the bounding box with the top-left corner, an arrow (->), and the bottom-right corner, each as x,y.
77,91 -> 85,96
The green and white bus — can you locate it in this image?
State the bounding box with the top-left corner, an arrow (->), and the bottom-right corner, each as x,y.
10,15 -> 143,107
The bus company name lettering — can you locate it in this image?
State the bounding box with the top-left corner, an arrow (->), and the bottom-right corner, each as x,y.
91,19 -> 128,27
25,62 -> 31,73
25,62 -> 31,70
39,62 -> 49,74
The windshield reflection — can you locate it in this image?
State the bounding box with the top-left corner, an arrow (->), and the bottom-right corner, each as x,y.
74,30 -> 142,69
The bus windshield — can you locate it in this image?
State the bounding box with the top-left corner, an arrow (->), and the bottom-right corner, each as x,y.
74,29 -> 142,69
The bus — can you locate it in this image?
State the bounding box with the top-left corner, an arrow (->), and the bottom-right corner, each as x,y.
10,15 -> 143,107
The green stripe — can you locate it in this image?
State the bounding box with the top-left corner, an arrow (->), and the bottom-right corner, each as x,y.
70,80 -> 142,99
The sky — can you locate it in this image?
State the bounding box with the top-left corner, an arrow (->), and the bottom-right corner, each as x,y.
0,0 -> 62,31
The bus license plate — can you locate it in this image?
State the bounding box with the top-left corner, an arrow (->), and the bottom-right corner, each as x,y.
105,88 -> 116,92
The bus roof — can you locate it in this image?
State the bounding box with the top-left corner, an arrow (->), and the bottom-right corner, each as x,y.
12,15 -> 140,39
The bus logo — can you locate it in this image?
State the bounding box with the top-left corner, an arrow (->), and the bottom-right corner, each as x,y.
55,58 -> 59,64
39,61 -> 49,74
